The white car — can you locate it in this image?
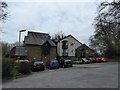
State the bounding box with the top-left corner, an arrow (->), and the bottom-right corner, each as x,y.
82,58 -> 90,64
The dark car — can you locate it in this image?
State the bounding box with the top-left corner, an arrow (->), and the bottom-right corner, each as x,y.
73,60 -> 83,64
31,60 -> 45,72
59,59 -> 73,68
46,59 -> 59,69
82,58 -> 90,64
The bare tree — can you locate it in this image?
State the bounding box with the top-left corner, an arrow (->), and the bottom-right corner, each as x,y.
89,0 -> 120,58
52,31 -> 66,43
1,41 -> 11,57
0,1 -> 8,22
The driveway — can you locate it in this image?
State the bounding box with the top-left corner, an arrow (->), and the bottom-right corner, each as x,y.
2,62 -> 118,88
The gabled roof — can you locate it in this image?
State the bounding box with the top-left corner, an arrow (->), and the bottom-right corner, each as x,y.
15,46 -> 27,56
24,31 -> 56,46
58,34 -> 82,44
77,44 -> 94,51
47,39 -> 56,46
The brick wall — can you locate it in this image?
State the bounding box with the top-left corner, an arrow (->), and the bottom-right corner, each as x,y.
26,45 -> 42,61
76,45 -> 95,59
50,47 -> 57,60
26,45 -> 56,63
42,47 -> 56,63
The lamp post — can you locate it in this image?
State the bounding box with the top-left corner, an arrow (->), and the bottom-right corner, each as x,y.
18,29 -> 26,59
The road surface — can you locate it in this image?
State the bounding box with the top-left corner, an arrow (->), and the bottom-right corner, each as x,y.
2,62 -> 118,88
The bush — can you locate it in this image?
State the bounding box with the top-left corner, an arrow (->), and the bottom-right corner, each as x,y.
2,58 -> 14,79
18,62 -> 31,75
2,58 -> 31,80
10,66 -> 19,77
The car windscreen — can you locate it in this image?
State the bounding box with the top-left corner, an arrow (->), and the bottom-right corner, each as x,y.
65,60 -> 71,62
64,60 -> 72,64
82,58 -> 88,62
51,60 -> 58,63
33,61 -> 44,65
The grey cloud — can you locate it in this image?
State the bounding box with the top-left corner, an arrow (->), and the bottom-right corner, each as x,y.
3,2 -> 98,44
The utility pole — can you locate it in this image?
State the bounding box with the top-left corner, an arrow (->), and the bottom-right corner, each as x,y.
18,29 -> 26,60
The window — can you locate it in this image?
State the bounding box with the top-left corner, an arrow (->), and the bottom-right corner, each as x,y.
71,43 -> 75,46
42,42 -> 51,55
62,40 -> 68,49
72,50 -> 74,53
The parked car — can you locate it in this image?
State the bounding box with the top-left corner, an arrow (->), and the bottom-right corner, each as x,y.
95,58 -> 108,63
15,60 -> 31,74
73,60 -> 83,64
88,58 -> 97,63
15,60 -> 30,64
59,59 -> 73,68
101,58 -> 108,62
31,60 -> 45,72
82,58 -> 90,64
95,58 -> 104,63
46,59 -> 59,69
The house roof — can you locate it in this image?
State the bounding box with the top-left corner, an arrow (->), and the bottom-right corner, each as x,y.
24,31 -> 56,46
77,44 -> 94,51
58,34 -> 82,44
47,39 -> 56,46
15,46 -> 27,56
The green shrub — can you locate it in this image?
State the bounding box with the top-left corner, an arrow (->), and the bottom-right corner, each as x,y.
2,58 -> 31,80
2,58 -> 14,79
18,62 -> 31,75
10,66 -> 19,77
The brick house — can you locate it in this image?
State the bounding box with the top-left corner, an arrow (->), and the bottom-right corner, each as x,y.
10,46 -> 28,60
75,44 -> 95,60
10,31 -> 95,62
23,31 -> 57,63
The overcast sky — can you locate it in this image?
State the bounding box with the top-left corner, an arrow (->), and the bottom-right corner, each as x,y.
2,0 -> 111,45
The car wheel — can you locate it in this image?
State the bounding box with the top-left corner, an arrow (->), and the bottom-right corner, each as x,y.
49,67 -> 51,69
32,69 -> 35,72
61,65 -> 63,68
42,68 -> 45,71
64,65 -> 67,68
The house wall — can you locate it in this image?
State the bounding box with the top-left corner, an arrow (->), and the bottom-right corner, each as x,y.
57,36 -> 82,57
26,45 -> 42,61
50,47 -> 57,60
26,45 -> 56,63
10,47 -> 16,58
42,47 -> 56,63
76,45 -> 95,60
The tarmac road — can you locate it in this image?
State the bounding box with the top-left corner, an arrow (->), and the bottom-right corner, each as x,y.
2,62 -> 118,88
